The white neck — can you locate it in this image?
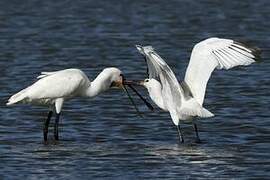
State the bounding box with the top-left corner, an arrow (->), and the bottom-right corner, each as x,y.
84,72 -> 110,98
147,83 -> 167,111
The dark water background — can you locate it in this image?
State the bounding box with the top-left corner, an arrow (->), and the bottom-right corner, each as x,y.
0,0 -> 270,179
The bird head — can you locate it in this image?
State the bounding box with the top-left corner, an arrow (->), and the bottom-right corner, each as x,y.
125,78 -> 159,90
140,78 -> 161,92
102,67 -> 123,89
103,67 -> 154,114
124,78 -> 159,105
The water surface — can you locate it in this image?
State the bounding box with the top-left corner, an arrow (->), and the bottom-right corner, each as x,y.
0,0 -> 270,179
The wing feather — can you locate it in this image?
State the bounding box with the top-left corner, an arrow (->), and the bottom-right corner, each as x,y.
184,37 -> 260,105
30,69 -> 85,99
140,47 -> 184,125
37,70 -> 63,79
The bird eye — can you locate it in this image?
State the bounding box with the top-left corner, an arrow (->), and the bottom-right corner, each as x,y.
145,79 -> 149,82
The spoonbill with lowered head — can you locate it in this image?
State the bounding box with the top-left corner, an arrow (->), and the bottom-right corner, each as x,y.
132,37 -> 260,143
6,67 -> 149,142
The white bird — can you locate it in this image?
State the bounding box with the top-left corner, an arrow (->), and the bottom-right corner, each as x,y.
6,67 -> 126,142
134,37 -> 260,143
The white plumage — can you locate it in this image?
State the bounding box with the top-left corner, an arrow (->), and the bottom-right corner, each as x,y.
8,69 -> 86,107
7,68 -> 123,107
7,67 -> 124,141
136,37 -> 260,142
184,38 -> 257,106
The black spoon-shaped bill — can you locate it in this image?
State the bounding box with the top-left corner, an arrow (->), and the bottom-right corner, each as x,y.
122,85 -> 143,118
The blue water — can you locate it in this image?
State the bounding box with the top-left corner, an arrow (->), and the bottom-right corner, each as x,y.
0,0 -> 270,179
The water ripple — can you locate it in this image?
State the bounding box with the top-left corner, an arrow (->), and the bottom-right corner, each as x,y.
1,0 -> 270,179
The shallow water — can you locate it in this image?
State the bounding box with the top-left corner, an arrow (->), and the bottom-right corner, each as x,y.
0,0 -> 270,179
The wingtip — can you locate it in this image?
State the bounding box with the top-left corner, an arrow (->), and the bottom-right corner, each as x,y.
251,47 -> 261,62
233,41 -> 262,62
6,101 -> 12,106
135,44 -> 143,50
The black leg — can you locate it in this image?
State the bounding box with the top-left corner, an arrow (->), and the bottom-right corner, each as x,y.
176,124 -> 184,143
43,111 -> 53,142
54,113 -> 61,140
193,122 -> 201,143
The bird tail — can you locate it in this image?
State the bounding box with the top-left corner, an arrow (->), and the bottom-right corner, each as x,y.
200,107 -> 214,118
180,99 -> 215,118
180,107 -> 214,118
6,87 -> 29,106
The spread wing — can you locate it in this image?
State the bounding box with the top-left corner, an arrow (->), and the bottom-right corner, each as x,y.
184,37 -> 260,105
139,46 -> 184,125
